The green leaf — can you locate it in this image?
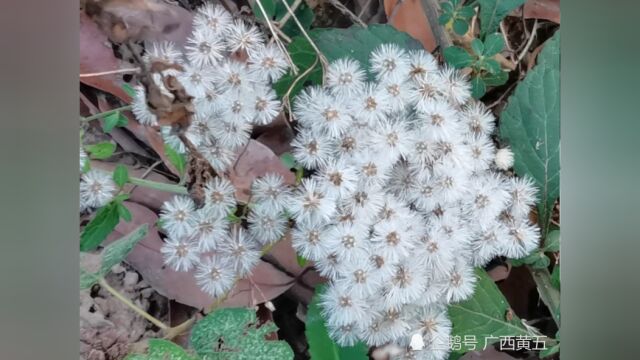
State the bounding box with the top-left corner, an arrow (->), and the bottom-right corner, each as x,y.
117,203 -> 132,222
100,224 -> 148,276
471,39 -> 484,55
483,33 -> 505,56
274,25 -> 422,99
540,341 -> 560,358
440,1 -> 454,14
86,142 -> 116,160
190,308 -> 293,360
499,31 -> 560,231
551,264 -> 560,289
530,253 -> 551,269
296,254 -> 307,267
448,268 -> 533,357
280,152 -> 297,170
306,285 -> 369,360
443,46 -> 475,68
80,203 -> 121,252
112,193 -> 130,203
102,111 -> 128,133
250,0 -> 276,21
470,76 -> 487,99
478,0 -> 526,36
122,83 -> 136,98
459,5 -> 476,18
125,339 -> 197,360
113,165 -> 129,188
439,12 -> 453,25
510,250 -> 548,267
481,69 -> 509,86
164,144 -> 186,176
453,18 -> 469,35
481,58 -> 501,74
544,230 -> 560,252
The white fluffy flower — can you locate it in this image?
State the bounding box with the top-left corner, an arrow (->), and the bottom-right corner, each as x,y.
143,41 -> 183,64
326,57 -> 366,96
203,177 -> 237,216
193,3 -> 232,36
290,178 -> 337,224
321,283 -> 372,327
161,236 -> 200,272
407,49 -> 438,81
370,44 -> 410,82
250,86 -> 281,125
495,147 -> 515,170
251,173 -> 292,213
195,255 -> 236,298
192,207 -> 229,251
225,20 -> 265,56
316,159 -> 359,199
220,226 -> 261,277
248,206 -> 288,245
291,129 -> 334,169
198,137 -> 236,173
159,196 -> 196,238
291,219 -> 331,262
249,43 -> 290,83
185,27 -> 225,68
80,169 -> 116,210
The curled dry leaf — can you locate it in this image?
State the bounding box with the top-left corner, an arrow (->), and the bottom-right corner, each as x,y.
104,202 -> 296,310
84,0 -> 193,44
523,0 -> 560,24
384,0 -> 437,52
80,12 -> 132,102
487,262 -> 512,282
228,140 -> 297,203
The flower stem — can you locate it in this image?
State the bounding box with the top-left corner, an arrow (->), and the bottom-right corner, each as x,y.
128,177 -> 189,195
163,317 -> 196,340
81,105 -> 132,122
98,277 -> 169,330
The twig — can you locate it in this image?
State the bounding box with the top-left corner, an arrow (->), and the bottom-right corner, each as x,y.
80,68 -> 140,77
274,25 -> 292,43
420,0 -> 452,50
357,0 -> 373,19
276,0 -> 303,28
278,0 -> 329,73
487,80 -> 517,109
516,19 -> 538,64
500,21 -> 514,61
126,160 -> 163,194
283,56 -> 320,122
80,105 -> 132,122
387,0 -> 404,23
326,0 -> 367,27
254,0 -> 299,75
99,277 -> 168,330
163,317 -> 196,340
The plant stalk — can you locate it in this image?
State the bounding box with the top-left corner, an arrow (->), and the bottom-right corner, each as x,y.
98,277 -> 168,330
128,177 -> 189,195
81,105 -> 132,122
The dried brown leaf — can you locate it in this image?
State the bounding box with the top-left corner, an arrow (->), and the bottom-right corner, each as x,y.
80,11 -> 132,102
384,0 -> 437,51
228,140 -> 297,203
84,0 -> 193,44
523,0 -> 560,24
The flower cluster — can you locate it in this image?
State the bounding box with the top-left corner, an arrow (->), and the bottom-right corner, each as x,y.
131,3 -> 288,165
129,5 -> 291,299
80,169 -> 117,211
288,45 -> 539,359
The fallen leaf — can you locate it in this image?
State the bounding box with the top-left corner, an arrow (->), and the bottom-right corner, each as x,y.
255,115 -> 295,156
80,11 -> 132,102
523,0 -> 560,24
384,0 -> 437,51
228,140 -> 297,203
84,0 -> 193,44
105,202 -> 295,310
